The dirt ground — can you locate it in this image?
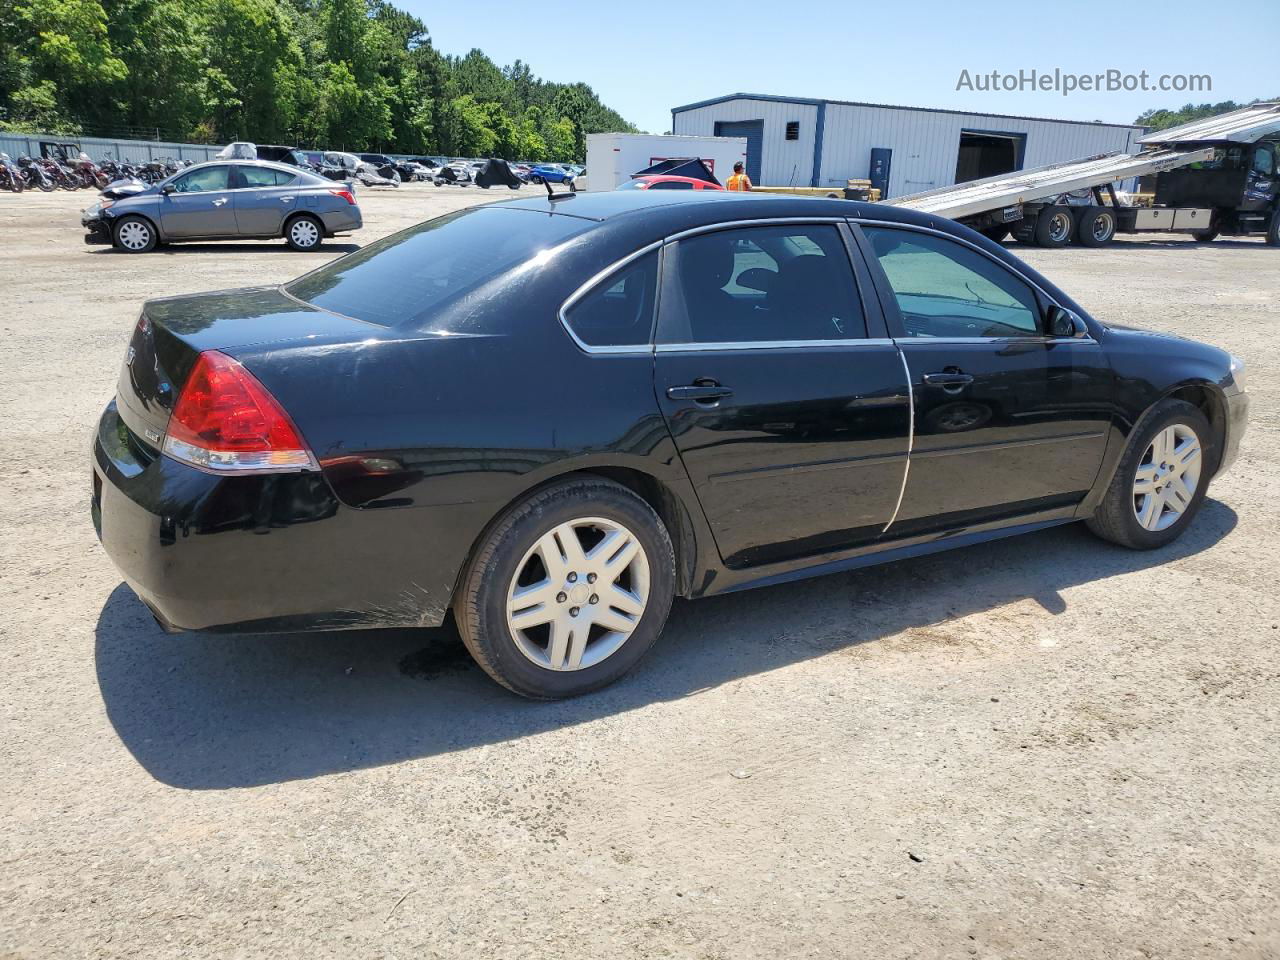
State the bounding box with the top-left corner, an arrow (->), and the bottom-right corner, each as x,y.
1,185 -> 1278,960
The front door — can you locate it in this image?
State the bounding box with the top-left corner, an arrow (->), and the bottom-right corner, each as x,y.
654,222 -> 911,569
858,224 -> 1113,535
159,165 -> 236,238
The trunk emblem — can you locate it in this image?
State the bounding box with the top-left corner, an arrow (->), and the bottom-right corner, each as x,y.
125,345 -> 136,366
144,428 -> 162,444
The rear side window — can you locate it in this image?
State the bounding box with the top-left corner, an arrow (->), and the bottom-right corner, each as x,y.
562,250 -> 658,348
659,224 -> 867,344
238,166 -> 294,188
286,208 -> 591,327
649,180 -> 693,190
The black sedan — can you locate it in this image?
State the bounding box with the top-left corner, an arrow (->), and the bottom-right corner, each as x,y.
92,191 -> 1249,698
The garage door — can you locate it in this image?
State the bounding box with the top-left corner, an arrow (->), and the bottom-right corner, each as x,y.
714,120 -> 763,184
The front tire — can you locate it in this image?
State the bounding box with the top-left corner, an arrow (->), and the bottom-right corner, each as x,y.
113,215 -> 157,253
454,477 -> 676,699
284,214 -> 323,251
1086,399 -> 1212,550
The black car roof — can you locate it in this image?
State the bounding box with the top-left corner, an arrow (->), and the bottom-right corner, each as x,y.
497,189 -> 939,232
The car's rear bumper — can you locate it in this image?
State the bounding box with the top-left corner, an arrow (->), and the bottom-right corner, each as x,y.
92,401 -> 465,633
320,207 -> 362,235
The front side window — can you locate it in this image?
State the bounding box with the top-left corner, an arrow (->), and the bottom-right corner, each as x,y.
170,166 -> 230,193
863,227 -> 1041,338
1252,146 -> 1275,176
660,224 -> 866,344
562,251 -> 659,348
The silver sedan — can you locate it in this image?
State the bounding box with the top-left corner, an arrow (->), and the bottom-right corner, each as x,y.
82,160 -> 364,253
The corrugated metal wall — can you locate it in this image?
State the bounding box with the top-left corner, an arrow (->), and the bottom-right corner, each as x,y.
673,98 -> 1142,195
820,103 -> 1138,197
0,131 -> 222,164
672,99 -> 819,187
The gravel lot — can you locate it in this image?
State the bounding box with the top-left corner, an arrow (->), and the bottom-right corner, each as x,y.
2,185 -> 1278,959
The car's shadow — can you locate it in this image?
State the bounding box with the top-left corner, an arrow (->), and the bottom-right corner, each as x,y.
89,242 -> 362,255
95,502 -> 1238,789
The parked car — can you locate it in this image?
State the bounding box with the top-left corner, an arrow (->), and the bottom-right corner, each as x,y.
81,159 -> 362,252
618,175 -> 725,191
527,164 -> 575,185
91,191 -> 1248,698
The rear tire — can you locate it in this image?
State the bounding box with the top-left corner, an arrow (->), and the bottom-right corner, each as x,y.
284,214 -> 323,251
1191,228 -> 1220,243
112,215 -> 157,253
454,477 -> 676,699
1075,206 -> 1116,247
1086,398 -> 1212,550
1033,207 -> 1075,247
1267,209 -> 1280,247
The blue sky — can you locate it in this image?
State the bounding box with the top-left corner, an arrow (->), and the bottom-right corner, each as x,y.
405,0 -> 1277,134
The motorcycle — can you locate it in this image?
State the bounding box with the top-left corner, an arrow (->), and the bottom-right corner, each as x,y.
17,156 -> 55,191
39,156 -> 80,190
0,153 -> 25,192
71,152 -> 110,189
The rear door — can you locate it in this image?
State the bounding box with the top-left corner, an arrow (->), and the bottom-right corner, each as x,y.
857,222 -> 1113,535
230,165 -> 298,236
158,165 -> 236,238
653,221 -> 911,569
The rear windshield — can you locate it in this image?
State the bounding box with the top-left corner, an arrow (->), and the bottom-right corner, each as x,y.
285,208 -> 591,327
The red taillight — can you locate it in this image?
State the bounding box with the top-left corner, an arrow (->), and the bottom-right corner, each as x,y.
162,350 -> 317,474
328,188 -> 356,205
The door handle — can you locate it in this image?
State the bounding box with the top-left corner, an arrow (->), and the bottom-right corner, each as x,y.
667,381 -> 733,404
280,196 -> 294,202
211,197 -> 227,206
922,371 -> 974,389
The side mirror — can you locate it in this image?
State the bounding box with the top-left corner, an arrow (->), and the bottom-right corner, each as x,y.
1047,305 -> 1088,339
160,184 -> 174,195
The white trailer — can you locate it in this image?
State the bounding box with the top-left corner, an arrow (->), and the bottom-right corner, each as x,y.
584,133 -> 747,192
886,103 -> 1280,248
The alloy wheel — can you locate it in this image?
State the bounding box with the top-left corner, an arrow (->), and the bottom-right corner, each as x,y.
1132,423 -> 1202,531
505,517 -> 650,672
1092,212 -> 1115,242
117,221 -> 151,251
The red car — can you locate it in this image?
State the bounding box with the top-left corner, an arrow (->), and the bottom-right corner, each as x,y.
617,175 -> 725,191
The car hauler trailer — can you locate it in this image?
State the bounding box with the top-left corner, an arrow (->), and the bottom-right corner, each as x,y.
886,102 -> 1280,248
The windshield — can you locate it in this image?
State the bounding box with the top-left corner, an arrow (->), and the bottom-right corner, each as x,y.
285,207 -> 591,327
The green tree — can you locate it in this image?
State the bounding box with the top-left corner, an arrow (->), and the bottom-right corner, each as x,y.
204,0 -> 304,141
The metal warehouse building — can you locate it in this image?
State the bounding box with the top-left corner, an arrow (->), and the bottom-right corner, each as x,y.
671,93 -> 1146,198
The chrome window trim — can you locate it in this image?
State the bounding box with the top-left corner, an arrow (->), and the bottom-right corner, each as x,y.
557,240 -> 664,356
556,216 -> 1096,356
656,338 -> 895,353
663,216 -> 849,243
882,347 -> 914,535
895,335 -> 1099,346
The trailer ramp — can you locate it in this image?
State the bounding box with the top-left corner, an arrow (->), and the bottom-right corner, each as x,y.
885,147 -> 1213,221
1137,102 -> 1280,146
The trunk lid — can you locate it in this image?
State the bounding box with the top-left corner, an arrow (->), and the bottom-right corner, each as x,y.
114,285 -> 379,450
